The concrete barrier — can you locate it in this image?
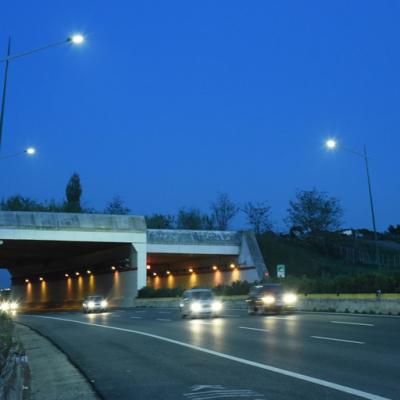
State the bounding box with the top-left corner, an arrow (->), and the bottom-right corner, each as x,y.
132,297 -> 400,315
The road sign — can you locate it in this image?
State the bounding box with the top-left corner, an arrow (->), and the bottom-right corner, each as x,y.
277,264 -> 285,278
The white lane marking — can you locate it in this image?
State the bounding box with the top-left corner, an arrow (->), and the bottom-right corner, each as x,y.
330,321 -> 374,327
265,316 -> 296,320
156,318 -> 172,322
311,336 -> 365,344
25,317 -> 389,400
223,314 -> 240,317
130,316 -> 142,319
239,327 -> 270,333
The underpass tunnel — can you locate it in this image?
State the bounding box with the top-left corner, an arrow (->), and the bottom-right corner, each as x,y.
146,253 -> 258,290
0,240 -> 142,309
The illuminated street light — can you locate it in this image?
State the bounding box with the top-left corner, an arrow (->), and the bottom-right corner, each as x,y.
325,139 -> 337,150
166,270 -> 171,275
212,265 -> 218,271
75,272 -> 80,276
153,272 -> 157,276
325,140 -> 380,266
65,273 -> 69,278
0,147 -> 36,161
69,34 -> 85,45
86,270 -> 91,274
111,266 -> 116,271
146,265 -> 151,270
230,263 -> 235,269
25,279 -> 29,283
188,268 -> 194,273
0,34 -> 86,149
39,277 -> 43,281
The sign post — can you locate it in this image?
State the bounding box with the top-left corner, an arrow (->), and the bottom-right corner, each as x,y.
277,264 -> 285,278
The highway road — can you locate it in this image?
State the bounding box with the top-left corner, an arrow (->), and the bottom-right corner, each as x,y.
17,309 -> 400,400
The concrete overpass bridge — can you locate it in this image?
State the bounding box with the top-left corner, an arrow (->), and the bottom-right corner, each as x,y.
0,211 -> 267,308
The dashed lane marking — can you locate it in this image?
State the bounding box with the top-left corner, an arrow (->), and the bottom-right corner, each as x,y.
311,336 -> 365,344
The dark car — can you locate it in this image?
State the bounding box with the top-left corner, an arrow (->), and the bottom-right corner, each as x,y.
246,284 -> 297,314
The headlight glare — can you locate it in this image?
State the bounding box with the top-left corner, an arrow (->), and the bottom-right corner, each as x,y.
88,301 -> 95,308
100,300 -> 108,308
283,293 -> 298,304
262,295 -> 275,304
191,302 -> 202,312
211,301 -> 223,312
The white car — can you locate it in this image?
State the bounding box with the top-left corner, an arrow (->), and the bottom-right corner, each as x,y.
179,289 -> 223,318
82,296 -> 108,313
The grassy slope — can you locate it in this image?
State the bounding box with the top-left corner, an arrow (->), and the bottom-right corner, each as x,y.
257,232 -> 387,277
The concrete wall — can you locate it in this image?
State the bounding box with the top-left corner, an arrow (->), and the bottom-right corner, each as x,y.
147,268 -> 258,290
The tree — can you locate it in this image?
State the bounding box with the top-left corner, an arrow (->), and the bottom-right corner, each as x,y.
104,196 -> 130,215
146,214 -> 175,229
176,208 -> 211,230
242,201 -> 272,234
0,195 -> 64,212
210,193 -> 238,230
286,189 -> 343,234
65,173 -> 82,212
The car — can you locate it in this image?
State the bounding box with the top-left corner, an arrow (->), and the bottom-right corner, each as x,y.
179,288 -> 223,318
82,295 -> 108,313
246,284 -> 297,315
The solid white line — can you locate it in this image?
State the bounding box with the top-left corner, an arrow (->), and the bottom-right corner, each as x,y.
156,318 -> 172,322
311,336 -> 365,344
25,315 -> 388,400
331,321 -> 374,327
130,316 -> 142,319
265,316 -> 296,320
223,314 -> 240,317
239,326 -> 270,333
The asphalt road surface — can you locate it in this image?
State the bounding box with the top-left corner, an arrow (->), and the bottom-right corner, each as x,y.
16,309 -> 400,400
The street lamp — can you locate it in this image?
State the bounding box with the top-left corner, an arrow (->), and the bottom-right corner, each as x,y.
0,147 -> 36,161
325,139 -> 380,266
0,34 -> 85,148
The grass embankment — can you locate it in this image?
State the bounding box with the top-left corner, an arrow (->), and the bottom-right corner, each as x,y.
257,232 -> 382,276
0,313 -> 13,370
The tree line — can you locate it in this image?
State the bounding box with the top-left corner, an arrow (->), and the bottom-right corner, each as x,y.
2,172 -> 398,235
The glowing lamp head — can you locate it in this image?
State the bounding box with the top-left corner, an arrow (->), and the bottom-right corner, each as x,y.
39,277 -> 44,281
325,139 -> 337,150
25,279 -> 29,283
65,273 -> 69,278
212,266 -> 218,271
26,147 -> 36,155
75,272 -> 80,276
166,270 -> 171,275
70,34 -> 84,44
188,268 -> 194,273
86,270 -> 91,274
146,265 -> 151,270
230,263 -> 235,269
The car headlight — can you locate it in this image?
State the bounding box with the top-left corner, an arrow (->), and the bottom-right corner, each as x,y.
100,300 -> 108,308
190,302 -> 202,312
283,293 -> 298,304
0,302 -> 10,312
10,302 -> 18,311
211,301 -> 223,312
262,295 -> 275,304
88,301 -> 95,308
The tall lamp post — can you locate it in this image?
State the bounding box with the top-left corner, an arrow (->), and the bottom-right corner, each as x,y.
325,139 -> 380,267
0,34 -> 85,148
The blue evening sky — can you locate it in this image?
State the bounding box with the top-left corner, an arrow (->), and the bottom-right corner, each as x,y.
0,1 -> 399,285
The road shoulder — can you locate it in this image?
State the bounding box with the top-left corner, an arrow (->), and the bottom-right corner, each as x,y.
15,323 -> 99,400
